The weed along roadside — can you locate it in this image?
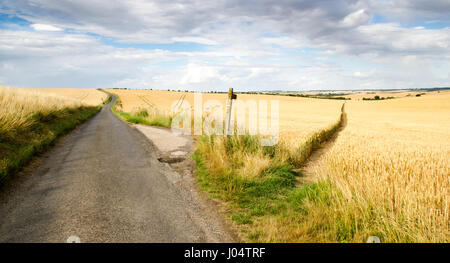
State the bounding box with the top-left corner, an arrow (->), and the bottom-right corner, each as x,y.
0,87 -> 108,186
193,102 -> 347,242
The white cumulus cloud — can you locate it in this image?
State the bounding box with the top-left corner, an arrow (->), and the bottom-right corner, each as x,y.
30,23 -> 63,31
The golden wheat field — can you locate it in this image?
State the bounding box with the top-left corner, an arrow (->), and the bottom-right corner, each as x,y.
0,86 -> 80,134
0,85 -> 105,182
307,91 -> 450,242
25,88 -> 108,106
0,85 -> 107,137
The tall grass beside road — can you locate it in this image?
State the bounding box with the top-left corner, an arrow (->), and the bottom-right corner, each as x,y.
109,89 -> 353,241
0,86 -> 102,184
193,105 -> 346,242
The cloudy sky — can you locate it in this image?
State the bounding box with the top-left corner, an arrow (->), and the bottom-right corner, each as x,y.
0,0 -> 449,91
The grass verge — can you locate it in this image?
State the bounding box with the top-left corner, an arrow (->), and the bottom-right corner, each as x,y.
100,91 -> 355,241
193,104 -> 348,242
106,91 -> 173,128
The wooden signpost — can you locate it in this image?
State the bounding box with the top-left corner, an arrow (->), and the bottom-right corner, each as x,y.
225,88 -> 236,135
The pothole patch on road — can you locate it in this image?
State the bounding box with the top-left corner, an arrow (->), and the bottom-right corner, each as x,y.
158,155 -> 186,164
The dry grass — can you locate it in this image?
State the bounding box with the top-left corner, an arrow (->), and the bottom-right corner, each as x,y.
193,105 -> 346,242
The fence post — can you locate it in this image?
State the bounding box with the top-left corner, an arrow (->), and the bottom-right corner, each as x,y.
225,88 -> 236,136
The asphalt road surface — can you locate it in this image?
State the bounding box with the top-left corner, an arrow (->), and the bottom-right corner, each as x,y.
0,95 -> 231,242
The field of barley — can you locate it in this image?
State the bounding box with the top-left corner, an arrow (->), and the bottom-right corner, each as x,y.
0,85 -> 105,182
107,88 -> 449,242
308,91 -> 450,242
25,88 -> 108,106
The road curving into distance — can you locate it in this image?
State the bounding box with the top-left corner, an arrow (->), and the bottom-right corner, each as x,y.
0,95 -> 232,242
